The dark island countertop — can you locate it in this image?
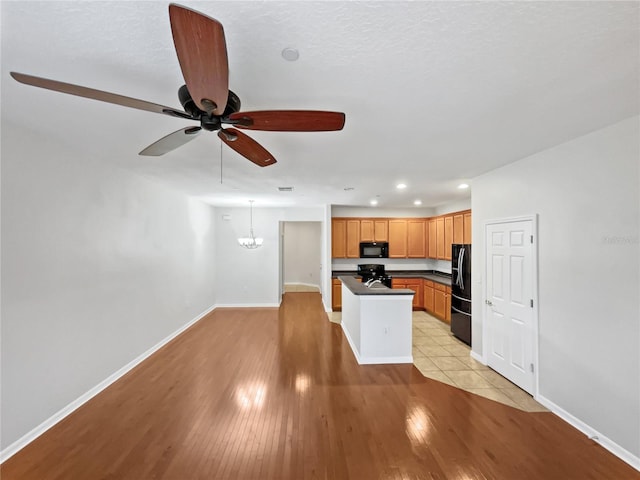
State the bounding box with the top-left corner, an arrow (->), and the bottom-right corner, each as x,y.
333,270 -> 452,287
338,276 -> 415,296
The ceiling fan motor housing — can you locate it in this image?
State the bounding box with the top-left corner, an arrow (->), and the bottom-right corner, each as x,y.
178,85 -> 241,131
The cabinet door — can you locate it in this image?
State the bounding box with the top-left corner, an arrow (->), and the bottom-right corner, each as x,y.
444,216 -> 453,260
453,213 -> 464,245
407,219 -> 426,258
388,219 -> 408,258
436,217 -> 445,259
346,219 -> 360,258
374,220 -> 389,242
332,279 -> 342,310
331,219 -> 346,258
406,281 -> 423,308
445,287 -> 451,323
360,219 -> 374,242
434,289 -> 446,320
428,219 -> 437,259
424,281 -> 434,312
463,212 -> 472,244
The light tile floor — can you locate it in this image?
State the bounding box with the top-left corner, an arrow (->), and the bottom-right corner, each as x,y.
411,311 -> 547,412
329,309 -> 547,412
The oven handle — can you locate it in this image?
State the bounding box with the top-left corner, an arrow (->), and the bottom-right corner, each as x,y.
451,306 -> 472,317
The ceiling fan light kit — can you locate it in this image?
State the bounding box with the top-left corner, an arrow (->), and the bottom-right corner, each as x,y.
10,3 -> 345,169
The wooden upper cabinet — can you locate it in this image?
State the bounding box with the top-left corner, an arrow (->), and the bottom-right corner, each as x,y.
407,219 -> 426,258
388,219 -> 408,258
331,219 -> 346,258
360,219 -> 388,242
374,220 -> 388,242
428,218 -> 437,259
453,213 -> 464,245
463,211 -> 472,244
436,217 -> 445,259
360,219 -> 374,242
346,219 -> 360,258
444,215 -> 453,260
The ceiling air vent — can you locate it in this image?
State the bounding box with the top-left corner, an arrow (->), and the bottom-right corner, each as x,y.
278,187 -> 294,192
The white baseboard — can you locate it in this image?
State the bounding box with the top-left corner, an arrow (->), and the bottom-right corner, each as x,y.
284,282 -> 320,289
536,394 -> 640,472
214,303 -> 280,308
358,355 -> 413,365
470,350 -> 486,364
0,303 -> 217,463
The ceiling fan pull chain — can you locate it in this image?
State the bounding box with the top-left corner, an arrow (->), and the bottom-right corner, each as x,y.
220,139 -> 223,184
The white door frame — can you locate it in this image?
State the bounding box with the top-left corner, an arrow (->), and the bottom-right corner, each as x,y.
482,214 -> 540,398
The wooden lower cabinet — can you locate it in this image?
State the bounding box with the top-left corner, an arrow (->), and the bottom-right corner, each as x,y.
392,278 -> 423,309
424,281 -> 451,324
332,279 -> 342,310
423,280 -> 434,312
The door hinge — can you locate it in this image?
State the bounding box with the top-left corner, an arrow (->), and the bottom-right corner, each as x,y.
530,299 -> 533,308
530,235 -> 534,244
530,363 -> 534,373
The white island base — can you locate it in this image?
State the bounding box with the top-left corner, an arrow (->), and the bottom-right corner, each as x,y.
340,277 -> 414,365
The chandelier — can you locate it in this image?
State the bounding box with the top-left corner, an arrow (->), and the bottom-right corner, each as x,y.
238,200 -> 263,249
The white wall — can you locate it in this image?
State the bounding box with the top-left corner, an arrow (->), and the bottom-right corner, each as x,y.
283,222 -> 321,287
1,123 -> 218,451
434,198 -> 471,216
332,206 -> 435,217
471,116 -> 640,460
214,206 -> 326,307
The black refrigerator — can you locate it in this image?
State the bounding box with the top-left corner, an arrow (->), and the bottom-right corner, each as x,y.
451,244 -> 471,346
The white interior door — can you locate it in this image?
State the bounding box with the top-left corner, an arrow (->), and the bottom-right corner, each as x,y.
485,218 -> 536,394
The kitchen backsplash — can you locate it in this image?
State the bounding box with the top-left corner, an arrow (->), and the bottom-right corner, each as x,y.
332,258 -> 452,273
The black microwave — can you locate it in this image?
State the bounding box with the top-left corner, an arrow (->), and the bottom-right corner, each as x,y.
359,242 -> 389,258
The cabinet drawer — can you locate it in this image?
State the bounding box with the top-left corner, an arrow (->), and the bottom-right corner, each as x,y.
434,282 -> 447,292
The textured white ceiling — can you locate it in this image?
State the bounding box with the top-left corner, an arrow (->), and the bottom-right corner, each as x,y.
2,1 -> 638,208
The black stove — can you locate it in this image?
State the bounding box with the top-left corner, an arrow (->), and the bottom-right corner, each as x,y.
357,264 -> 392,287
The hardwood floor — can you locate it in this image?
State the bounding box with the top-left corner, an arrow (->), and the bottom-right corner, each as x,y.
2,292 -> 638,479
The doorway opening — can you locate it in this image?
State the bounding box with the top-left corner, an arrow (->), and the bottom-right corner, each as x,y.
281,221 -> 322,296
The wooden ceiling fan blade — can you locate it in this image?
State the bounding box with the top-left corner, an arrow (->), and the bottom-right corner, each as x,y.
227,110 -> 346,131
169,4 -> 228,116
10,72 -> 188,117
139,126 -> 201,156
218,128 -> 277,167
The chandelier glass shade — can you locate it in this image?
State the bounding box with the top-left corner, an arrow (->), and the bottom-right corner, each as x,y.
238,200 -> 263,249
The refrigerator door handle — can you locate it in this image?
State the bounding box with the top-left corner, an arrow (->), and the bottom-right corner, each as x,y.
459,247 -> 465,290
451,306 -> 472,317
451,293 -> 471,302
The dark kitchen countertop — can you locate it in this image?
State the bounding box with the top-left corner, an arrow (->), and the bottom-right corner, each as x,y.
332,270 -> 452,287
338,276 -> 415,296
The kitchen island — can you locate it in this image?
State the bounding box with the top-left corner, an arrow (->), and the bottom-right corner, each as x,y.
338,276 -> 414,365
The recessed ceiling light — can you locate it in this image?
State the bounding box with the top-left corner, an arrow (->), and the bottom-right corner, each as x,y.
414,200 -> 422,205
370,199 -> 378,206
458,183 -> 469,189
281,48 -> 299,61
396,183 -> 407,190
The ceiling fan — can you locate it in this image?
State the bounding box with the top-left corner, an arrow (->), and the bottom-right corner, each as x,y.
10,3 -> 346,167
